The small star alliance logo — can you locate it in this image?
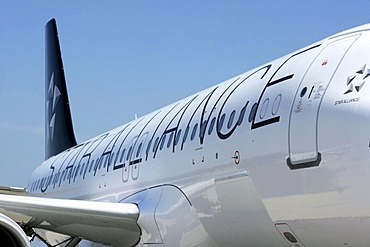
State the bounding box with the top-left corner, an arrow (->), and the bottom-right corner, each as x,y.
334,64 -> 370,106
344,64 -> 370,94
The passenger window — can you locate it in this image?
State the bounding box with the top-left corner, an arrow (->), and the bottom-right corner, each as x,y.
94,158 -> 100,171
153,137 -> 160,152
80,164 -> 85,176
69,168 -> 74,179
191,124 -> 198,141
200,121 -> 207,138
249,103 -> 258,122
146,139 -> 152,156
160,135 -> 167,150
83,163 -> 89,176
120,149 -> 126,162
217,114 -> 225,131
182,126 -> 190,144
98,157 -> 103,169
167,132 -> 174,148
136,143 -> 142,157
103,156 -> 108,168
228,110 -> 236,129
89,160 -> 95,172
106,156 -> 110,167
127,147 -> 133,160
114,151 -> 119,163
238,105 -> 247,125
208,117 -> 216,135
111,153 -> 115,165
175,129 -> 182,145
75,165 -> 80,177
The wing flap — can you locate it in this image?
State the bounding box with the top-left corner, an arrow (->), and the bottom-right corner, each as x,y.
0,194 -> 140,247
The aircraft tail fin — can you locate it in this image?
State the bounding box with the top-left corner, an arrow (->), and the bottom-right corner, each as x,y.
45,18 -> 77,159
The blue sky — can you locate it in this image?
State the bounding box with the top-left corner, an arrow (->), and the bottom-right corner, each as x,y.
1,1 -> 370,246
2,1 -> 370,187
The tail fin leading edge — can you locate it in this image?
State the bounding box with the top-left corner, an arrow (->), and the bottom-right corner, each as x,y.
45,18 -> 77,159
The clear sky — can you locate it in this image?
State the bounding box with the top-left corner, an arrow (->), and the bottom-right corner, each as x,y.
2,0 -> 370,186
1,1 -> 370,246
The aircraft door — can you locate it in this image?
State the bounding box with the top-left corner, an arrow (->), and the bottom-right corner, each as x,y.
287,34 -> 360,169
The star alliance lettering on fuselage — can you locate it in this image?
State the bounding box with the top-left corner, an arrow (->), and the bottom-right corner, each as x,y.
334,97 -> 360,105
32,46 -> 316,193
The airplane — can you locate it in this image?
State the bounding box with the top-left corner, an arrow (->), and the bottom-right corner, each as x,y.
2,18 -> 370,247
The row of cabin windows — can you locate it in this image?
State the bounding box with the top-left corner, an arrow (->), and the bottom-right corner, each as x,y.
30,155 -> 104,192
122,106 -> 247,160
30,106 -> 249,192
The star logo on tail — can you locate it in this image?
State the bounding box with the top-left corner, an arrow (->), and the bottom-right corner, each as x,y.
46,72 -> 61,141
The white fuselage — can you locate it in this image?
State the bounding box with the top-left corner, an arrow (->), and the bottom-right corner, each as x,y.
27,24 -> 370,246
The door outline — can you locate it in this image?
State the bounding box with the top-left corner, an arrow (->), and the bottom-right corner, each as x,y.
287,34 -> 360,170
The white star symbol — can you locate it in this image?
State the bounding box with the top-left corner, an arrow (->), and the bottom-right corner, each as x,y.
46,72 -> 61,141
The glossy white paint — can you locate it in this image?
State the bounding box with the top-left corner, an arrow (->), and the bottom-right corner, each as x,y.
2,23 -> 370,246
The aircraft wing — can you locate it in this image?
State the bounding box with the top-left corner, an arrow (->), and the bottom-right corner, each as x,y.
0,186 -> 27,196
0,194 -> 140,247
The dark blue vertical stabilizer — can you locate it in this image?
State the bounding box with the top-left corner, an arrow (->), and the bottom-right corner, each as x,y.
45,19 -> 77,159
